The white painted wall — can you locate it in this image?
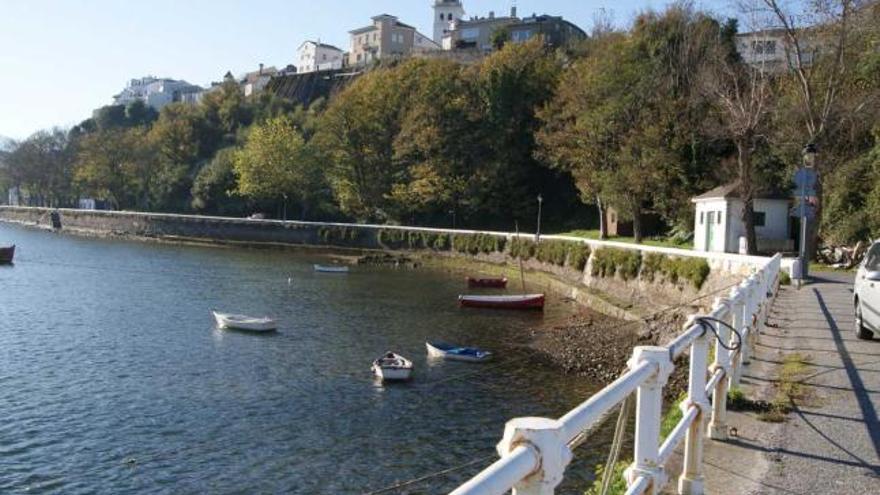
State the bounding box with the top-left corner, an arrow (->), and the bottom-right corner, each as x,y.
695,198 -> 790,253
297,42 -> 344,74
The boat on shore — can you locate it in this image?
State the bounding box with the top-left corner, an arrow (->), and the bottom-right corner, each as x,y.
372,352 -> 413,381
0,245 -> 15,264
426,341 -> 492,363
314,264 -> 350,273
212,311 -> 277,332
458,294 -> 545,310
466,276 -> 508,289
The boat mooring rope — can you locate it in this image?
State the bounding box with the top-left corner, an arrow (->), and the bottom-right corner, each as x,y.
600,394 -> 632,495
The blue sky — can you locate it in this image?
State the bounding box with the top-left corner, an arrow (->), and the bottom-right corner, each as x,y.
0,0 -> 730,140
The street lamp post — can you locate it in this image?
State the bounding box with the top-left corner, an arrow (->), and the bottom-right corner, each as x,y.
536,194 -> 544,242
449,209 -> 456,230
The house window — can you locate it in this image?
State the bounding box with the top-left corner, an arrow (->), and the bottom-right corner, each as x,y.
717,212 -> 722,224
448,13 -> 453,20
440,13 -> 445,20
751,40 -> 776,55
753,211 -> 767,227
700,212 -> 704,225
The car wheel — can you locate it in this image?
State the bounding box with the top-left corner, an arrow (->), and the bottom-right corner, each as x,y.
855,300 -> 873,340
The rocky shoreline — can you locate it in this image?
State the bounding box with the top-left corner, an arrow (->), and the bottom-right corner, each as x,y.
528,309 -> 694,401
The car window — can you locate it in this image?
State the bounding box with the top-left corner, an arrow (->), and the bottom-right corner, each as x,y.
866,243 -> 880,271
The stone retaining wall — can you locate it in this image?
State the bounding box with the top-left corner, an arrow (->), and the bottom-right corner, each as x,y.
0,206 -> 770,314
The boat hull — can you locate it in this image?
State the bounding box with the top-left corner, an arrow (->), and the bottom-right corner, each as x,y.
213,312 -> 277,332
314,264 -> 350,273
426,342 -> 492,363
458,294 -> 545,310
466,277 -> 508,289
372,365 -> 413,381
0,245 -> 14,264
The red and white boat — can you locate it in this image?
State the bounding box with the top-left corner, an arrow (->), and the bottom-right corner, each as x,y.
458,294 -> 545,310
466,276 -> 508,289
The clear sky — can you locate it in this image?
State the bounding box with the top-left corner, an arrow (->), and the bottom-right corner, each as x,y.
0,0 -> 730,140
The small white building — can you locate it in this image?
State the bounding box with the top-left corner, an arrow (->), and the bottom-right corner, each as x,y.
297,41 -> 345,74
692,183 -> 793,254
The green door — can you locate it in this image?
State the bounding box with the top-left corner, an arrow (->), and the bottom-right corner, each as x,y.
706,211 -> 715,251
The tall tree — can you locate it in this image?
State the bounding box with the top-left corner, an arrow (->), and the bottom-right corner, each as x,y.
233,116 -> 326,220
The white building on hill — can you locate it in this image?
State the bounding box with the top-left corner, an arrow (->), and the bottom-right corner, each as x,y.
297,41 -> 345,73
113,77 -> 203,111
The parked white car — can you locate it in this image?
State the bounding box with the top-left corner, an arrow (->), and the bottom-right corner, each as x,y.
854,240 -> 880,339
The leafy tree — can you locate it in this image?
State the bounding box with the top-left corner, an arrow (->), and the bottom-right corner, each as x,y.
191,147 -> 247,215
233,116 -> 326,220
74,128 -> 154,209
4,129 -> 75,207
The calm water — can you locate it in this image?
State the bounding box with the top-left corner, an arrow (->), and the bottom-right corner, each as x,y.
0,223 -> 609,494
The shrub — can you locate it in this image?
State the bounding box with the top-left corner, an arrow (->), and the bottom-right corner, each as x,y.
452,233 -> 505,255
779,270 -> 791,286
591,248 -> 642,280
509,238 -> 537,259
569,243 -> 592,271
642,253 -> 711,290
584,460 -> 629,495
318,226 -> 361,245
535,240 -> 569,266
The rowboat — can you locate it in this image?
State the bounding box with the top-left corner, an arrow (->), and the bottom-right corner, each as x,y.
458,294 -> 545,310
0,245 -> 14,264
314,264 -> 350,273
426,341 -> 492,363
372,352 -> 413,381
467,276 -> 508,289
212,311 -> 277,332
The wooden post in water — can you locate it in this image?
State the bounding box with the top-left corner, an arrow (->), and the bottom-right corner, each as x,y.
515,221 -> 527,294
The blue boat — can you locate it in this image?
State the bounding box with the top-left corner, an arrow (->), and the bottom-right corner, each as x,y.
425,341 -> 493,363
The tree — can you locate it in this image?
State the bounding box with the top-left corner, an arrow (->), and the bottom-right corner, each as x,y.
699,17 -> 774,254
4,129 -> 75,207
759,0 -> 874,253
74,128 -> 154,210
312,66 -> 412,221
191,147 -> 247,215
233,116 -> 325,220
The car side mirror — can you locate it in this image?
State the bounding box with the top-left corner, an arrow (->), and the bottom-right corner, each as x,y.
867,271 -> 880,282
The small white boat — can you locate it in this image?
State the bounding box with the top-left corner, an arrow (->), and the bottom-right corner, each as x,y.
314,264 -> 350,273
458,294 -> 545,310
212,311 -> 277,332
426,341 -> 493,363
372,352 -> 414,381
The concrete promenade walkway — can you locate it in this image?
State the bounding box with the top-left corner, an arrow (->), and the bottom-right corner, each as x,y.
700,272 -> 880,494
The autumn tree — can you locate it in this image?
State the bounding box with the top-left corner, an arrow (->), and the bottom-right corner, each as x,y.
233,116 -> 326,220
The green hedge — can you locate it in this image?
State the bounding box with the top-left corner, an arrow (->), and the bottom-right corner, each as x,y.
377,229 -> 452,251
510,238 -> 592,271
451,233 -> 506,255
591,248 -> 642,281
317,226 -> 361,244
642,253 -> 711,290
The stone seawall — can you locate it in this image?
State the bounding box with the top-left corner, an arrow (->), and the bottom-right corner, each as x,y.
0,206 -> 766,316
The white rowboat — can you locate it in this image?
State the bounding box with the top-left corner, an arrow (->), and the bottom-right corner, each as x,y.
212,311 -> 277,332
314,264 -> 350,273
426,342 -> 493,363
372,352 -> 413,381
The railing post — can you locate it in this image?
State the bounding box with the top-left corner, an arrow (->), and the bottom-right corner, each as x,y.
678,316 -> 711,495
496,417 -> 571,495
708,295 -> 734,440
625,346 -> 673,495
741,277 -> 758,366
729,282 -> 749,389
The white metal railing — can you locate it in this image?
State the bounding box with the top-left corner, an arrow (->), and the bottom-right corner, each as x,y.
451,253 -> 783,495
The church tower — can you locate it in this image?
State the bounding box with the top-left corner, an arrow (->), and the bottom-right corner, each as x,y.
433,0 -> 465,45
